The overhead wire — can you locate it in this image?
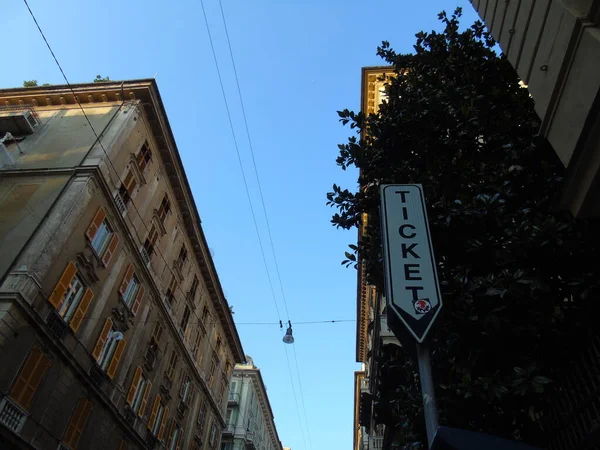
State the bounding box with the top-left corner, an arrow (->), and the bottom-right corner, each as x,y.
23,3 -> 320,449
22,0 -> 232,360
217,1 -> 313,448
199,0 -> 311,448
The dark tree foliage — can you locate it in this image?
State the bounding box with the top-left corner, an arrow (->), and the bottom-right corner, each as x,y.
23,80 -> 38,87
328,8 -> 600,446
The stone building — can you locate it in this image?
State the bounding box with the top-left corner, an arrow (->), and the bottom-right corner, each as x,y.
0,80 -> 244,450
469,0 -> 600,216
220,357 -> 283,450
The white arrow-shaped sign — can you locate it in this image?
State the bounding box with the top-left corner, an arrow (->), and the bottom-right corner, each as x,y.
380,184 -> 443,343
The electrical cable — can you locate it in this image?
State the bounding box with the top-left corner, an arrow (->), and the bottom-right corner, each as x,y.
200,1 -> 311,448
217,2 -> 313,448
22,0 -> 235,360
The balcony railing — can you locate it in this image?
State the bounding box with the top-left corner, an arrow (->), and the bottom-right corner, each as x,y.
228,392 -> 240,404
370,436 -> 384,450
114,193 -> 127,215
140,247 -> 151,266
0,396 -> 27,434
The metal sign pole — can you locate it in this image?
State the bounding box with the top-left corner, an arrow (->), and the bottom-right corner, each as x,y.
417,342 -> 439,448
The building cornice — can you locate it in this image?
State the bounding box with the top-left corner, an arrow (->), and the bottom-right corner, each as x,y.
356,67 -> 392,363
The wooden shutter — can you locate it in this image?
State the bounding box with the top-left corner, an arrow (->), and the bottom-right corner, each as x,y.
102,234 -> 120,267
119,265 -> 134,296
131,285 -> 145,315
148,395 -> 161,430
10,347 -> 51,410
167,418 -> 177,447
188,384 -> 196,406
107,339 -> 126,379
92,319 -> 112,361
158,406 -> 169,441
176,425 -> 184,450
69,288 -> 94,333
138,380 -> 152,417
64,398 -> 92,448
49,262 -> 77,309
127,366 -> 143,406
152,323 -> 163,343
86,207 -> 106,241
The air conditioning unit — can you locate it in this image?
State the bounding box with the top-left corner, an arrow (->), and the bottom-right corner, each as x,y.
0,110 -> 39,134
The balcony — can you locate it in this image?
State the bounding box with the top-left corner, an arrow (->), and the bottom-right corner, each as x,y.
370,436 -> 384,450
223,423 -> 235,435
228,392 -> 240,405
245,431 -> 256,450
140,247 -> 151,266
0,396 -> 27,434
379,315 -> 399,346
114,193 -> 127,215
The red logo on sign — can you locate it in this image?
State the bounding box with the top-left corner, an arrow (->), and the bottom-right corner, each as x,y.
414,298 -> 431,314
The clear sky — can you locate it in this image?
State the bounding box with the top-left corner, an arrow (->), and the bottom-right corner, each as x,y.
4,1 -> 480,449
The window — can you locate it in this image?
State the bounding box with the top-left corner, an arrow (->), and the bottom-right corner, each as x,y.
180,375 -> 193,405
219,380 -> 226,404
151,322 -> 164,345
166,350 -> 178,381
157,195 -> 171,224
216,336 -> 222,353
127,366 -> 151,417
202,305 -> 210,324
118,264 -> 145,314
118,171 -> 137,205
167,419 -> 183,450
9,346 -> 51,410
143,225 -> 159,256
189,275 -> 199,299
49,262 -> 94,333
192,330 -> 204,360
209,421 -> 218,447
148,395 -> 169,439
166,276 -> 178,307
176,246 -> 187,269
208,359 -> 216,387
225,361 -> 232,376
86,207 -> 119,266
197,400 -> 207,430
92,318 -> 126,379
136,142 -> 152,172
180,305 -> 190,333
63,397 -> 92,450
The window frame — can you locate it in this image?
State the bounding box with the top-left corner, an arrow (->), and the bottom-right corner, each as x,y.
136,142 -> 152,172
143,225 -> 159,256
157,195 -> 171,224
180,305 -> 191,333
98,326 -> 124,371
166,275 -> 178,307
57,273 -> 85,324
118,171 -> 137,205
49,262 -> 95,333
166,350 -> 178,381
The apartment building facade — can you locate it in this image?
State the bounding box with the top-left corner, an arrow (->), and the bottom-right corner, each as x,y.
220,357 -> 283,450
0,80 -> 244,450
469,0 -> 600,217
351,67 -> 400,450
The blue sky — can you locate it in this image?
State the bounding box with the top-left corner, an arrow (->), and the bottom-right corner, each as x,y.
4,1 -> 480,449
